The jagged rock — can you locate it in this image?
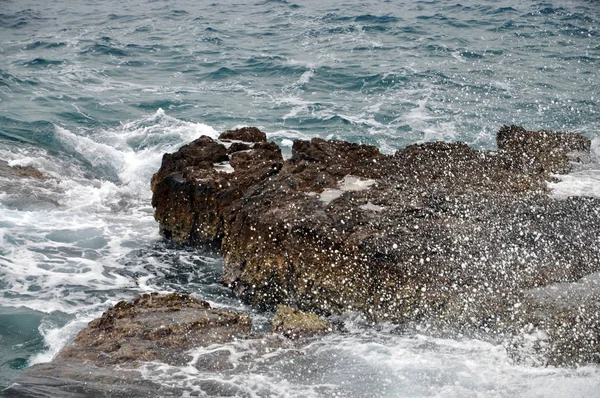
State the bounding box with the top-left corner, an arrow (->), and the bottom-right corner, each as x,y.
151,126 -> 600,365
271,305 -> 333,339
219,126 -> 267,143
497,124 -> 591,174
151,133 -> 283,244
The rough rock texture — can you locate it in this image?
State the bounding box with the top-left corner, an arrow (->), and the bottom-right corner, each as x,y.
4,293 -> 304,397
151,126 -> 600,365
271,305 -> 333,339
57,293 -> 252,366
497,125 -> 591,174
219,126 -> 267,143
151,131 -> 283,245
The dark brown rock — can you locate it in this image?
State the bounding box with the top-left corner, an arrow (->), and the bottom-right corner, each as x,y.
151,135 -> 283,244
150,135 -> 228,192
227,141 -> 252,154
497,124 -> 591,174
219,126 -> 267,143
151,126 -> 600,365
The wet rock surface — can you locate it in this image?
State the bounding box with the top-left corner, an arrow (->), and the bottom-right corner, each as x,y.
150,125 -> 600,366
4,293 -> 319,397
56,293 -> 253,366
271,305 -> 333,339
0,160 -> 62,211
0,160 -> 47,180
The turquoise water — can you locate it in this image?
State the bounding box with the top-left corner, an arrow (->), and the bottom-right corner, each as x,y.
1,0 -> 600,396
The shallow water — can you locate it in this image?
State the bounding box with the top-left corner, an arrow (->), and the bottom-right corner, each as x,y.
1,0 -> 600,395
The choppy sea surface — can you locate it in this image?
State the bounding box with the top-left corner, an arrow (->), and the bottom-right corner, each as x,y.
1,0 -> 600,396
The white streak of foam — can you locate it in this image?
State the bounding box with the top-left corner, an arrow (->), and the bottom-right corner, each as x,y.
319,175 -> 376,204
28,313 -> 100,365
338,113 -> 383,128
298,69 -> 314,86
214,162 -> 235,174
451,51 -> 467,63
548,169 -> 600,199
280,97 -> 313,121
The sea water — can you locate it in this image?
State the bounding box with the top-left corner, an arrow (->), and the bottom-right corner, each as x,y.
1,0 -> 599,396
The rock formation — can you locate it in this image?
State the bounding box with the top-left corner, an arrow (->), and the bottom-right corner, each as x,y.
4,293 -> 327,397
150,126 -> 599,366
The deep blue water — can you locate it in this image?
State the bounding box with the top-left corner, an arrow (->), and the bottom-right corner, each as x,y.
1,0 -> 600,396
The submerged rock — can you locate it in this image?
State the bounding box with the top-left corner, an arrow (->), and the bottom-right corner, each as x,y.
0,160 -> 62,211
0,160 -> 47,180
151,126 -> 600,366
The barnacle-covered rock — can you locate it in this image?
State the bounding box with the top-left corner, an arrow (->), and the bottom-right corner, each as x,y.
151,126 -> 600,365
497,124 -> 591,174
57,293 -> 252,366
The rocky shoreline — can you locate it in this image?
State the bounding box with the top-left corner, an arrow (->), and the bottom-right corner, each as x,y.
5,125 -> 600,396
4,294 -> 329,397
150,125 -> 599,366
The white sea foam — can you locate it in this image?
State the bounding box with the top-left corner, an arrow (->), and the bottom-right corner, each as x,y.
451,51 -> 467,63
548,169 -> 600,198
548,137 -> 600,199
279,96 -> 315,121
132,328 -> 600,398
0,109 -> 223,363
337,113 -> 383,128
318,175 -> 376,204
28,313 -> 100,366
297,69 -> 314,86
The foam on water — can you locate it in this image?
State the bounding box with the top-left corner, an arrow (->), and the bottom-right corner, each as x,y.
548,169 -> 600,199
133,322 -> 600,398
28,314 -> 97,366
0,109 -> 225,369
1,0 -> 600,393
548,137 -> 600,199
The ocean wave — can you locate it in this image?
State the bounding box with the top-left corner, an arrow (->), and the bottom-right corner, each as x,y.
0,9 -> 52,29
23,41 -> 67,50
21,58 -> 63,67
80,43 -> 129,57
